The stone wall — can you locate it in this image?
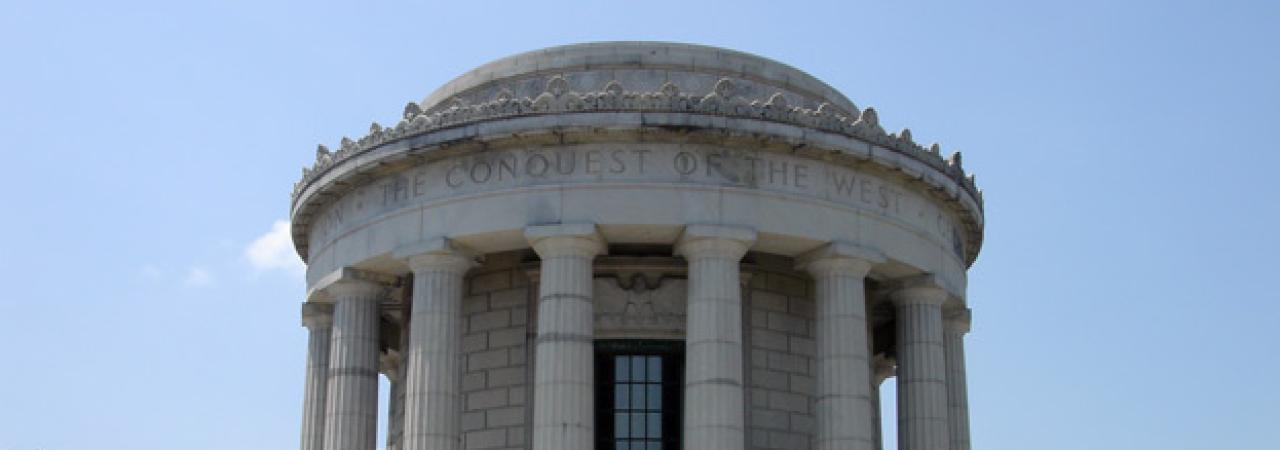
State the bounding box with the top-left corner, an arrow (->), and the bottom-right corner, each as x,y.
745,263 -> 817,450
460,253 -> 532,450
442,253 -> 826,450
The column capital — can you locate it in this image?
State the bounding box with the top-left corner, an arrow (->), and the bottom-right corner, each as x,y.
525,223 -> 606,258
796,241 -> 885,276
326,278 -> 385,300
674,224 -> 756,260
394,238 -> 480,274
309,267 -> 399,301
945,308 -> 973,334
890,274 -> 949,307
301,302 -> 334,328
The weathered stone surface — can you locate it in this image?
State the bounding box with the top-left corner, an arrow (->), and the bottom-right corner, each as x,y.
527,225 -> 603,450
291,43 -> 983,296
291,42 -> 982,450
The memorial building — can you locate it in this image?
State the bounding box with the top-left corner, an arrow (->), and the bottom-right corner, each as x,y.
288,42 -> 984,450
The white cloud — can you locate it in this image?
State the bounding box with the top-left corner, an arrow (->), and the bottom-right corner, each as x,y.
184,266 -> 214,287
246,219 -> 304,276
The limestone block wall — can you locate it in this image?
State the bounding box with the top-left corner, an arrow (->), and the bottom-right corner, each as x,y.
460,254 -> 533,450
745,267 -> 817,450
447,253 -> 824,450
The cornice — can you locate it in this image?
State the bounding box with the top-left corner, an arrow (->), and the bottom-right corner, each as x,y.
289,75 -> 986,268
292,76 -> 982,207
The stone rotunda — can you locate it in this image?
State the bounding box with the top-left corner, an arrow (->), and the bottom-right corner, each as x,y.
289,42 -> 984,450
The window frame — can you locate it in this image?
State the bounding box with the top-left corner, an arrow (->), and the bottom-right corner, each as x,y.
594,339 -> 684,450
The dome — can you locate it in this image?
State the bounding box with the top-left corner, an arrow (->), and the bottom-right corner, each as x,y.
420,41 -> 860,117
291,42 -> 983,268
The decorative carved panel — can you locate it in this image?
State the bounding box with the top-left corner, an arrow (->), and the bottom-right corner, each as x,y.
594,274 -> 686,338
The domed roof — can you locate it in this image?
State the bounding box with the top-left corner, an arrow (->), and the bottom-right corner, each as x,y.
421,42 -> 859,117
291,41 -> 984,266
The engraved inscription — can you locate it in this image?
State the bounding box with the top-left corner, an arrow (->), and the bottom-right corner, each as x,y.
309,144 -> 963,256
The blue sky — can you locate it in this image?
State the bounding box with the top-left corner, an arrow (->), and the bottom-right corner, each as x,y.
1,1 -> 1277,449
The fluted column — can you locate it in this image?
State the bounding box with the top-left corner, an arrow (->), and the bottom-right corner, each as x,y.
401,240 -> 475,450
526,224 -> 605,450
387,299 -> 410,450
892,279 -> 950,450
675,225 -> 756,450
300,303 -> 334,450
323,279 -> 385,450
944,309 -> 972,450
870,355 -> 895,450
799,243 -> 883,450
383,351 -> 405,450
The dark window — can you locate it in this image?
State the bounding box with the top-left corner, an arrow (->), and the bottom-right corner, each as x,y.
595,340 -> 683,450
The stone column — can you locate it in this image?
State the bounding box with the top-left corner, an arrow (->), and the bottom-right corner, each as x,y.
386,300 -> 410,450
400,241 -> 475,450
383,351 -> 405,450
300,303 -> 334,450
675,225 -> 756,450
892,279 -> 950,450
944,309 -> 972,450
870,355 -> 895,450
526,224 -> 605,450
323,278 -> 385,450
799,243 -> 883,450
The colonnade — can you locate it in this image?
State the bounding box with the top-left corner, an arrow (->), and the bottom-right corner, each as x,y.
297,225 -> 972,450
